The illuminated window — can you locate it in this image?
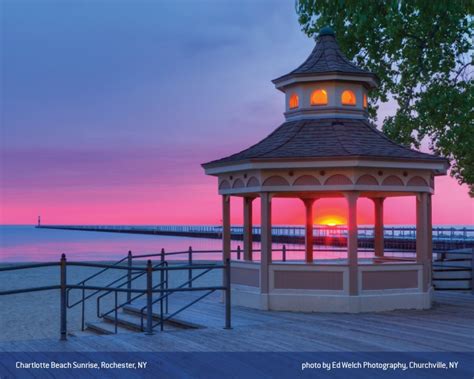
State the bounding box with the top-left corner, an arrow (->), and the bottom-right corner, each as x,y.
363,94 -> 368,109
341,90 -> 356,105
310,89 -> 328,105
289,93 -> 299,109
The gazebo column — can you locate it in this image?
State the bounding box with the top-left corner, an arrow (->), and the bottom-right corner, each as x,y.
243,197 -> 254,261
260,193 -> 272,296
345,192 -> 359,296
416,192 -> 431,292
427,194 -> 433,291
373,197 -> 385,258
222,194 -> 231,266
302,199 -> 316,263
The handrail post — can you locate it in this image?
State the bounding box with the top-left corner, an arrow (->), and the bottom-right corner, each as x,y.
81,283 -> 85,331
60,253 -> 67,341
237,245 -> 241,260
160,261 -> 164,331
282,245 -> 287,262
127,250 -> 132,304
160,247 -> 166,316
471,247 -> 474,295
188,246 -> 193,288
145,259 -> 153,335
224,258 -> 232,329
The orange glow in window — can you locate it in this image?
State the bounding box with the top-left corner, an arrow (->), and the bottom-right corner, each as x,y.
289,93 -> 299,109
363,94 -> 368,109
310,89 -> 328,105
341,90 -> 356,105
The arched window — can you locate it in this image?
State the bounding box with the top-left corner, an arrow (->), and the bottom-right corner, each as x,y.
363,94 -> 368,109
289,93 -> 299,109
341,90 -> 356,105
310,89 -> 328,105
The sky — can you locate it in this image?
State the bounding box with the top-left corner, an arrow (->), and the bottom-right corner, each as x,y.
1,0 -> 473,226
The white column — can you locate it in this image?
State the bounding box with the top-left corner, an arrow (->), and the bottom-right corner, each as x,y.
222,195 -> 231,264
416,192 -> 431,292
345,192 -> 359,296
373,197 -> 385,258
260,193 -> 272,294
303,199 -> 316,263
427,194 -> 433,291
243,197 -> 254,261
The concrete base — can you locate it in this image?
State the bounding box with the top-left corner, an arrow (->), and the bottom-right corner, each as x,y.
232,286 -> 433,313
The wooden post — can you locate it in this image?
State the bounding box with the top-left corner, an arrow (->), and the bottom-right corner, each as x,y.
345,193 -> 359,296
260,193 -> 272,294
243,197 -> 254,261
373,198 -> 385,258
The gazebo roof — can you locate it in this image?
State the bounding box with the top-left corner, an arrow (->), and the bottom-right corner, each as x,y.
202,118 -> 447,169
272,27 -> 377,86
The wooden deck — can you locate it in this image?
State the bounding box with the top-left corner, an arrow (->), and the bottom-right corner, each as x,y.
0,291 -> 473,353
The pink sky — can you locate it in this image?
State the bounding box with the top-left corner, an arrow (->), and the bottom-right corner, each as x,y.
1,1 -> 472,227
1,149 -> 472,226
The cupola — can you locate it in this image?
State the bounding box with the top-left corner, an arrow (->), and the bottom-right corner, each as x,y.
272,27 -> 378,121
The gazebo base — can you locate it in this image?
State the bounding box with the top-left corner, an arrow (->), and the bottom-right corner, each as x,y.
232,286 -> 432,313
230,261 -> 433,313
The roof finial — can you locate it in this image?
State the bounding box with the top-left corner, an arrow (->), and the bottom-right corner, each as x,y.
318,26 -> 335,37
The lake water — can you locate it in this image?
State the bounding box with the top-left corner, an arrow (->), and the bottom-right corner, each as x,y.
0,225 -> 238,262
2,225 -> 456,262
0,225 -> 374,262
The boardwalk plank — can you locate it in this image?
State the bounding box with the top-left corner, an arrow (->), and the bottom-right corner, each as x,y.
0,292 -> 472,353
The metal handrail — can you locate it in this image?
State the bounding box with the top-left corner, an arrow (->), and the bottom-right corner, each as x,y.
68,269 -> 143,308
96,261 -> 165,304
0,285 -> 60,296
0,262 -> 59,271
96,261 -> 168,320
139,266 -> 216,331
153,289 -> 215,330
0,255 -> 232,338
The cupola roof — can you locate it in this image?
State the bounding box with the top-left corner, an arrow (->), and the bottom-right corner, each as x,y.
272,26 -> 378,88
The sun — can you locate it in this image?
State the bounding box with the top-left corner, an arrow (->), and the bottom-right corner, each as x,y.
317,215 -> 346,226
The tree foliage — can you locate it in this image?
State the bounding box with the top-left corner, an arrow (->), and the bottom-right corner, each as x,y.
296,0 -> 474,196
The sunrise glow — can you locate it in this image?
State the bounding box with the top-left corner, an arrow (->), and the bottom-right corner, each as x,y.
317,215 -> 346,227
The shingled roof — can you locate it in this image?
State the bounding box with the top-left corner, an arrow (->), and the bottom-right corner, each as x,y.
272,27 -> 377,85
202,118 -> 447,168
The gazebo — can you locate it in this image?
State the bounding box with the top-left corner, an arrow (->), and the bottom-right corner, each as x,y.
202,27 -> 448,312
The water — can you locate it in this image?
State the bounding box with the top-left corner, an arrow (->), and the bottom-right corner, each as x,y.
0,225 -> 352,262
0,225 -> 231,262
1,225 -> 452,263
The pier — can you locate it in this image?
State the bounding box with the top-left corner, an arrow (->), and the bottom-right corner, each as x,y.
37,224 -> 474,251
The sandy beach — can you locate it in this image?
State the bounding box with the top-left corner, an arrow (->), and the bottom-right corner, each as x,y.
0,260 -> 220,342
